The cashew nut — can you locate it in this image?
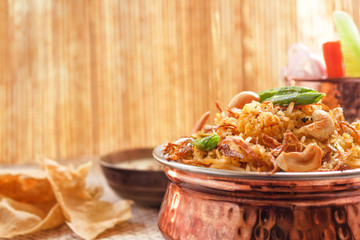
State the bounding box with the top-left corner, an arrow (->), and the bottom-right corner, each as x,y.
191,111 -> 211,133
228,91 -> 260,109
299,109 -> 335,141
276,143 -> 323,172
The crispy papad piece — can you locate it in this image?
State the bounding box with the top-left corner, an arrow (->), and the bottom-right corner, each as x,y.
43,159 -> 132,240
0,199 -> 64,238
0,170 -> 56,204
0,170 -> 64,238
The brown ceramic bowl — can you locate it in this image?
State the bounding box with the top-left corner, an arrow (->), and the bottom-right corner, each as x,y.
153,144 -> 360,240
285,77 -> 360,122
100,148 -> 168,207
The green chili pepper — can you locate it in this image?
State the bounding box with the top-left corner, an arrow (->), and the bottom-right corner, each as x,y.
258,86 -> 317,102
257,86 -> 325,106
268,92 -> 325,106
190,134 -> 220,151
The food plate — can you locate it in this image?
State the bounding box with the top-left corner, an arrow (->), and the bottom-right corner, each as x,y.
154,144 -> 360,181
153,143 -> 360,181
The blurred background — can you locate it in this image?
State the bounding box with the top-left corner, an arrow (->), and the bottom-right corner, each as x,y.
0,0 -> 359,164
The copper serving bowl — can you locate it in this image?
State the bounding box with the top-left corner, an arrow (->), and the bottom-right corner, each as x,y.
100,148 -> 168,207
285,77 -> 360,123
153,144 -> 360,240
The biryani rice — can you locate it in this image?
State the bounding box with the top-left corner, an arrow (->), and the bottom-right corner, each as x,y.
164,100 -> 360,172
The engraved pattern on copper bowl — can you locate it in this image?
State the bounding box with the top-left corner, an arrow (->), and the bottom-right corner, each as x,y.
153,144 -> 360,240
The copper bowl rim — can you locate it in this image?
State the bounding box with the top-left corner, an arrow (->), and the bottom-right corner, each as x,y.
153,143 -> 360,181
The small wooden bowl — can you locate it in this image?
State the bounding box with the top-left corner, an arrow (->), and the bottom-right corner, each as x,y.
100,148 -> 168,207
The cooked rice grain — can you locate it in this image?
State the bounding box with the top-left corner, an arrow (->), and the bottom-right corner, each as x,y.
165,101 -> 360,172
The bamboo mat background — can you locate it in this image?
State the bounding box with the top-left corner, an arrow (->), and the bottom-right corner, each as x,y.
0,0 -> 359,164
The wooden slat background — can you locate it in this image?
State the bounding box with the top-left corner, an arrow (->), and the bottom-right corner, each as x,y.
0,0 -> 359,164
